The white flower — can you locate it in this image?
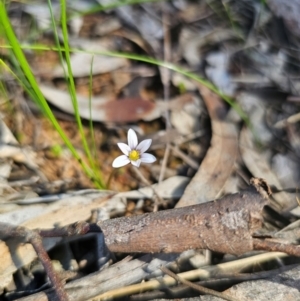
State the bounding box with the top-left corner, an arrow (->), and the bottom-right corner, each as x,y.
112,129 -> 156,168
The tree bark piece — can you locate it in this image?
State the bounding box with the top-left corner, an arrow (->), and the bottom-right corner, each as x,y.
100,178 -> 271,255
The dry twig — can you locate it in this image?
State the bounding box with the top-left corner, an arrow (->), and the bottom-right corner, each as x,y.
160,266 -> 239,301
0,223 -> 69,301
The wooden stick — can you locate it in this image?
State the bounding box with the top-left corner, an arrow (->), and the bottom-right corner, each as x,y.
161,266 -> 239,301
99,178 -> 271,255
0,223 -> 68,301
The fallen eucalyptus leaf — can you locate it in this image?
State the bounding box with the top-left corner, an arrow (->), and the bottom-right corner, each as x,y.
176,84 -> 238,207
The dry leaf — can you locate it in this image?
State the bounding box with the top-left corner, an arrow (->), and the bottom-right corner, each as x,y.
240,126 -> 294,211
40,85 -> 161,123
176,84 -> 238,207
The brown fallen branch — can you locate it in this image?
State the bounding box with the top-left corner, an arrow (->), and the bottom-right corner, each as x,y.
97,178 -> 300,256
99,178 -> 272,255
253,239 -> 300,256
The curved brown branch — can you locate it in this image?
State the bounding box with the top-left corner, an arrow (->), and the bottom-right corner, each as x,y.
253,238 -> 300,256
0,223 -> 68,301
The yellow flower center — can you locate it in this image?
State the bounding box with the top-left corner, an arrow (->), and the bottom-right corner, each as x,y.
129,150 -> 140,161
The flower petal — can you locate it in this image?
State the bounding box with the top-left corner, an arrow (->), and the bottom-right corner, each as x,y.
131,159 -> 141,167
128,129 -> 138,149
136,139 -> 152,154
117,143 -> 131,155
141,153 -> 156,163
112,155 -> 130,168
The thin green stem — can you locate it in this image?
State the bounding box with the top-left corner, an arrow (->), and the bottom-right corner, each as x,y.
58,0 -> 105,188
88,55 -> 105,184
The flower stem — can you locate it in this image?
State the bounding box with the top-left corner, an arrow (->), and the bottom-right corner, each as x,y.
131,166 -> 163,212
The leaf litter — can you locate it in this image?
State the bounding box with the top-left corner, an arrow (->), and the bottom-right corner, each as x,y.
1,1 -> 300,300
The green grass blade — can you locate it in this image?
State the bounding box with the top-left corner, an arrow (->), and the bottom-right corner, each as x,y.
88,56 -> 101,173
0,2 -> 105,188
59,0 -> 105,188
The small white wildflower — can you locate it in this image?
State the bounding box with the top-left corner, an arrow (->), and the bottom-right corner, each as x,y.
112,129 -> 156,168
